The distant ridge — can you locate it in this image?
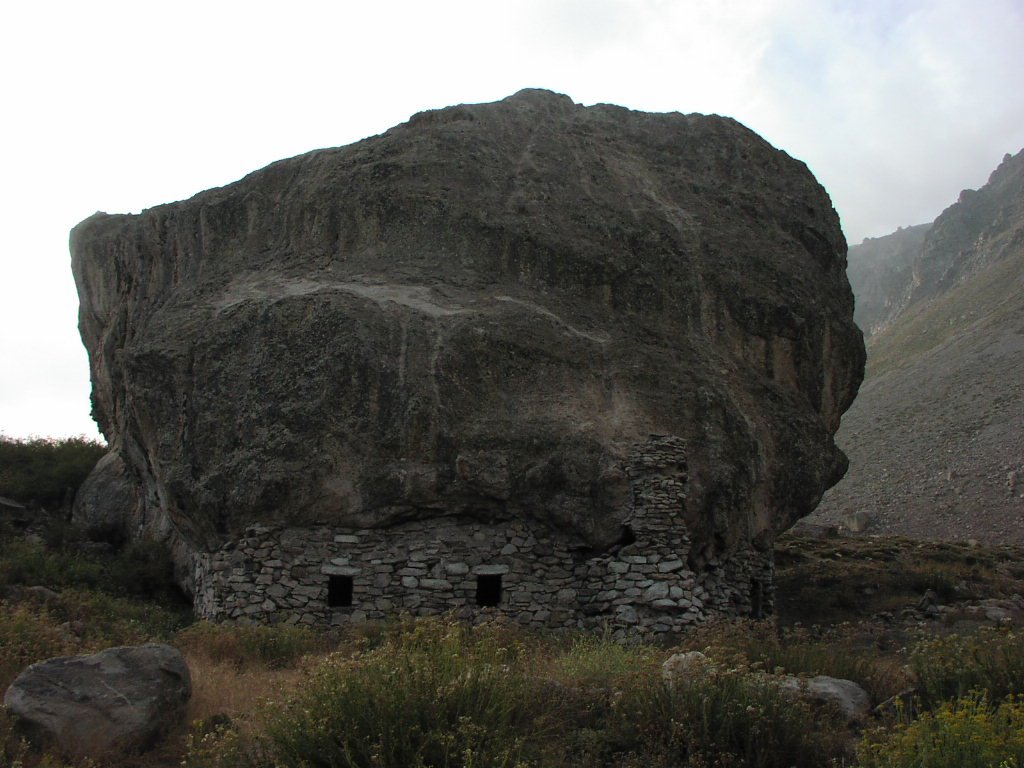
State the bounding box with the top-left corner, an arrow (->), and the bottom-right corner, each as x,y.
847,223 -> 931,338
813,149 -> 1024,544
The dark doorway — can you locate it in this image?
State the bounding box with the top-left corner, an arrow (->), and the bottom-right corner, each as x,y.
476,574 -> 502,607
328,574 -> 354,607
750,579 -> 764,619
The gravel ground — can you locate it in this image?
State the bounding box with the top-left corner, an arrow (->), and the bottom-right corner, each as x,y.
811,312 -> 1024,545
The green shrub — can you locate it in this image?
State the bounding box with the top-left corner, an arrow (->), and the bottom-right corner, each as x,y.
620,664 -> 849,768
905,565 -> 961,602
537,633 -> 662,763
0,589 -> 189,678
0,537 -> 104,592
268,619 -> 532,768
56,587 -> 191,644
0,603 -> 72,689
859,693 -> 1024,768
0,435 -> 106,509
184,721 -> 254,768
548,631 -> 657,690
188,618 -> 534,768
0,533 -> 188,609
912,628 -> 1024,707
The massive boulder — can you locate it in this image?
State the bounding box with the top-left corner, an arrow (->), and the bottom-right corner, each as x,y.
71,90 -> 863,590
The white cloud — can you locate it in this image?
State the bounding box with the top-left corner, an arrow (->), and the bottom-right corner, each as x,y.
747,0 -> 1024,239
1,0 -> 1022,438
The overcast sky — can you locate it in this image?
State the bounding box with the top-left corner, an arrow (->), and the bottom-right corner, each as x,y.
1,0 -> 1022,441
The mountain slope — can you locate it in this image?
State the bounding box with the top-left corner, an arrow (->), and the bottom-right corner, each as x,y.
847,222 -> 931,337
813,150 -> 1024,544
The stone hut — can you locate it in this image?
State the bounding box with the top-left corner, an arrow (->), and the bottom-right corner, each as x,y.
194,437 -> 772,638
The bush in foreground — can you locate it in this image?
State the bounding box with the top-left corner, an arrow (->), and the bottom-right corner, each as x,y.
912,628 -> 1024,707
188,619 -> 535,768
859,693 -> 1024,768
185,619 -> 852,768
618,662 -> 848,768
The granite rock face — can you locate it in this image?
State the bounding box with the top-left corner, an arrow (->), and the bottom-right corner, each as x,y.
71,451 -> 141,540
72,90 -> 863,621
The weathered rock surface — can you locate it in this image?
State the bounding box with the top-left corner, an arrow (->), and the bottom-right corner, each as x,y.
779,674 -> 871,721
72,90 -> 862,596
71,451 -> 140,540
2,643 -> 191,758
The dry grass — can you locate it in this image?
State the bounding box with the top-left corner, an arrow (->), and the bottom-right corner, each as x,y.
6,532 -> 1024,767
184,651 -> 309,725
773,534 -> 1024,626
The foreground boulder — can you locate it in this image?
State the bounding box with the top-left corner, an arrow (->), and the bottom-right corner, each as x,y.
2,644 -> 191,758
779,675 -> 871,722
72,89 -> 863,636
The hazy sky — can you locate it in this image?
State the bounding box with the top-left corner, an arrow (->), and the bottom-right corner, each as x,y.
2,0 -> 1022,440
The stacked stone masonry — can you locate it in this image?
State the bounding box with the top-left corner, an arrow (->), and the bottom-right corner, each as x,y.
193,437 -> 774,638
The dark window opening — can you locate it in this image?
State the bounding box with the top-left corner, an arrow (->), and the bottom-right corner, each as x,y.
328,574 -> 354,608
476,574 -> 502,607
750,579 -> 763,620
618,525 -> 637,546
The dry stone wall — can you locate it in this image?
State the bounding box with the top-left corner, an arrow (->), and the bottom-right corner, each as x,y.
193,437 -> 773,637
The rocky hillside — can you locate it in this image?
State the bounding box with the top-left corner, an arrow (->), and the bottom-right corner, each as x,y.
812,150 -> 1024,544
847,223 -> 931,337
